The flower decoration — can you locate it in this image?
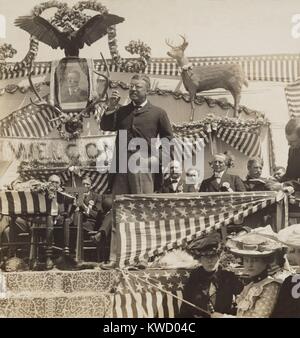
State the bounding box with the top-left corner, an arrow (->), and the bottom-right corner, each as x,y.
30,180 -> 60,200
0,43 -> 17,64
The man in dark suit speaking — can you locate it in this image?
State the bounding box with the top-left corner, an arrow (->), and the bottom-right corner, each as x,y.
100,74 -> 173,269
60,69 -> 88,103
100,74 -> 174,195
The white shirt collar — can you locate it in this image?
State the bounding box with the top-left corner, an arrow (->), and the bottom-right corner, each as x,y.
132,99 -> 148,108
214,171 -> 225,178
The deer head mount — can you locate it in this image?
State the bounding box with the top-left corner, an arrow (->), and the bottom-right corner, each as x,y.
166,35 -> 248,121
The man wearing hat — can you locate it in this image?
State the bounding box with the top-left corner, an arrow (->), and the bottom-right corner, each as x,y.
199,153 -> 246,192
178,232 -> 243,318
272,224 -> 300,318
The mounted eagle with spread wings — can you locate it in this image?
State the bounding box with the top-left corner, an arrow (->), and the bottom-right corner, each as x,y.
15,13 -> 125,57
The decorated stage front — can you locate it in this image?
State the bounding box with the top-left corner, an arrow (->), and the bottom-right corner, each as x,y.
0,268 -> 190,318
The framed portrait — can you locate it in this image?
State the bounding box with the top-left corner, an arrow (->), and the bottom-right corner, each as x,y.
53,58 -> 91,112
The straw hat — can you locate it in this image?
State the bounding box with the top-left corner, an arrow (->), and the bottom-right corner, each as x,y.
227,226 -> 283,257
278,224 -> 300,249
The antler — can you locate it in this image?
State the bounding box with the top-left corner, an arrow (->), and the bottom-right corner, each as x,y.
179,35 -> 187,46
165,36 -> 188,50
165,38 -> 176,48
28,68 -> 67,121
165,35 -> 188,49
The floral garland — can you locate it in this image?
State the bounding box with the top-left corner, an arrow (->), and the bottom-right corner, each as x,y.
19,160 -> 69,171
31,0 -> 67,16
0,37 -> 39,75
30,180 -> 62,199
109,79 -> 266,120
0,81 -> 50,96
56,113 -> 84,141
0,43 -> 17,66
107,25 -> 152,72
172,113 -> 268,134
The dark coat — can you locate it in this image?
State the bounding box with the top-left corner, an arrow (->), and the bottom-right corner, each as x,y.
178,266 -> 243,318
199,173 -> 246,192
282,147 -> 300,192
82,191 -> 103,231
271,275 -> 300,318
60,87 -> 88,103
100,101 -> 173,173
244,176 -> 268,191
160,177 -> 185,193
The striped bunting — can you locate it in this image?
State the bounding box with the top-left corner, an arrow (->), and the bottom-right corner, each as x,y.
0,97 -> 60,138
285,78 -> 300,117
2,54 -> 300,83
112,269 -> 189,318
94,54 -> 300,83
0,191 -> 61,216
113,192 -> 281,267
216,126 -> 261,157
60,170 -> 109,195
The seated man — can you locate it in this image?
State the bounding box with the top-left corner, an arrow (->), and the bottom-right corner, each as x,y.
160,160 -> 184,193
184,168 -> 201,192
80,177 -> 103,234
272,166 -> 286,182
199,153 -> 246,192
90,194 -> 113,261
244,158 -> 268,191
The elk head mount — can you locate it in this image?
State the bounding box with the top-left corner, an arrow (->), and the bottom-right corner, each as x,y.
166,35 -> 248,121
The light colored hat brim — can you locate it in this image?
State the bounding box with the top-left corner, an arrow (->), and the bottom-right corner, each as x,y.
229,248 -> 277,257
278,224 -> 300,248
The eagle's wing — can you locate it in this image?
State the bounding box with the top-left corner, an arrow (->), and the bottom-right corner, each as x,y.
14,15 -> 65,49
75,13 -> 125,46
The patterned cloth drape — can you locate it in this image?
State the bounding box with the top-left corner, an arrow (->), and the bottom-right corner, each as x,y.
113,191 -> 287,268
0,95 -> 59,137
173,119 -> 263,158
112,269 -> 190,318
285,78 -> 300,117
0,191 -> 74,216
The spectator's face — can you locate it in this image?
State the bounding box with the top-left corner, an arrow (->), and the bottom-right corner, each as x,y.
287,247 -> 300,266
243,256 -> 267,277
274,169 -> 285,180
248,162 -> 263,178
186,169 -> 198,184
129,79 -> 148,104
83,181 -> 91,193
286,132 -> 300,149
169,163 -> 181,179
199,254 -> 220,272
212,159 -> 226,173
48,176 -> 61,188
67,72 -> 80,89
